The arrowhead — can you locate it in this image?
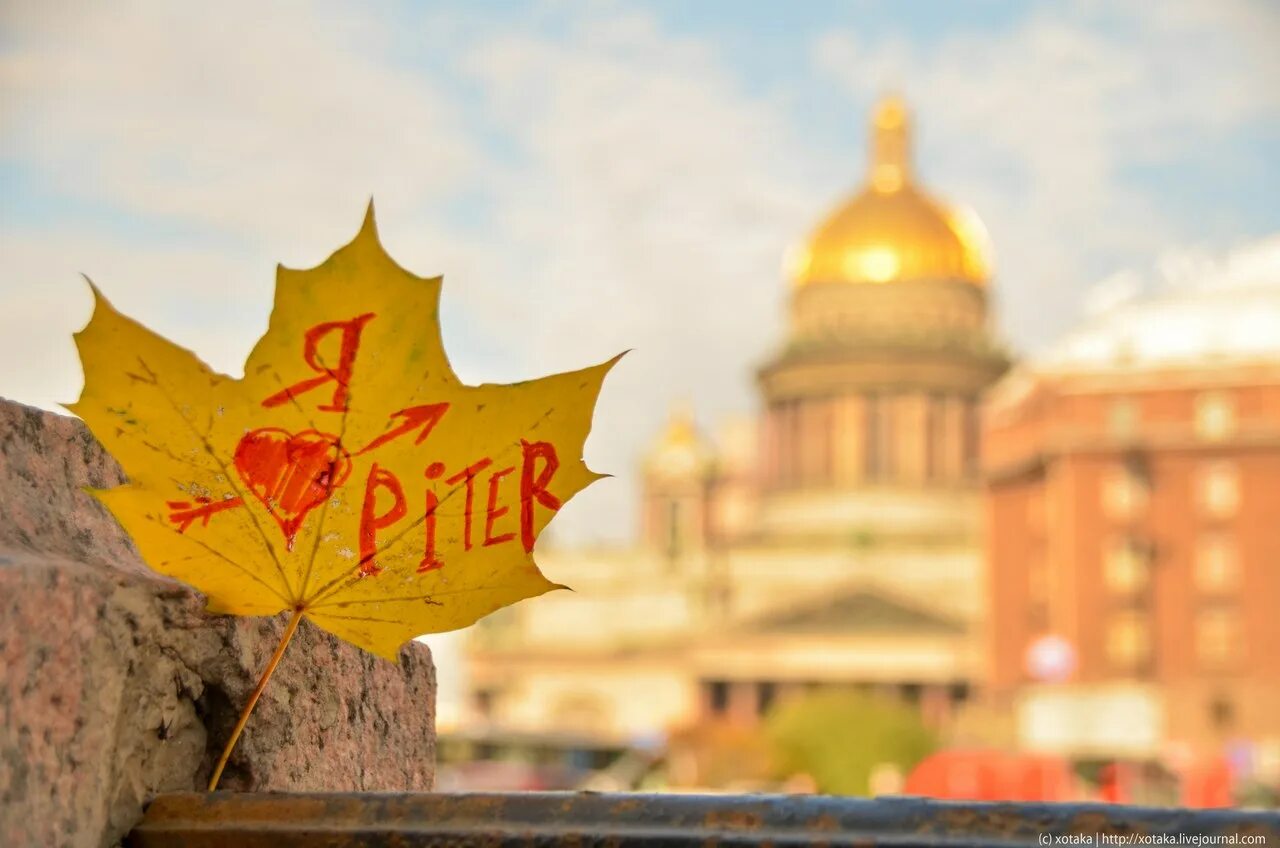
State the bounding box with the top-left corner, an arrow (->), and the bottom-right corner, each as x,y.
396,403 -> 450,445
357,402 -> 451,455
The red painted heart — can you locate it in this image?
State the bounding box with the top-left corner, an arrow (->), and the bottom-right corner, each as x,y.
233,428 -> 352,551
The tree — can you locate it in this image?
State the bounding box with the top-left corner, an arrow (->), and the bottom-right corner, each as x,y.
766,689 -> 936,795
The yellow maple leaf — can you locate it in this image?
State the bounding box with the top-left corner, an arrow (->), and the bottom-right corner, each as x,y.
70,204 -> 619,788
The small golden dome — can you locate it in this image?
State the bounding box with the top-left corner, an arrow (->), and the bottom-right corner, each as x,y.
644,404 -> 714,480
789,95 -> 991,287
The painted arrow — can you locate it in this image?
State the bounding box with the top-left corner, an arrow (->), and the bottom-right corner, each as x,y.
357,402 -> 450,455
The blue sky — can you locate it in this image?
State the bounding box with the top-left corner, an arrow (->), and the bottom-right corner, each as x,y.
2,0 -> 1278,545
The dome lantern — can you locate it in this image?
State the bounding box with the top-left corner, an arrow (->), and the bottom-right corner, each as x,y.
790,94 -> 991,288
870,94 -> 912,193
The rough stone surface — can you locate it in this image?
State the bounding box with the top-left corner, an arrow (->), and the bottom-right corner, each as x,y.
0,399 -> 436,848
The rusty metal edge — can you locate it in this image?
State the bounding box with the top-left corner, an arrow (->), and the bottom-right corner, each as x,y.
128,791 -> 1280,847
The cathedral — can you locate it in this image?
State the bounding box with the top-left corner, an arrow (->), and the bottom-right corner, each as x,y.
464,95 -> 1010,742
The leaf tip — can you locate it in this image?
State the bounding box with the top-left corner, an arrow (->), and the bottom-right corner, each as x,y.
359,198 -> 380,243
75,275 -> 112,332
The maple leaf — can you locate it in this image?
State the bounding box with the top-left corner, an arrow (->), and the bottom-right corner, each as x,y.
70,204 -> 619,788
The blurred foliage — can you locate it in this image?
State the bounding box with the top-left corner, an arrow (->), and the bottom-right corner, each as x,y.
765,689 -> 937,795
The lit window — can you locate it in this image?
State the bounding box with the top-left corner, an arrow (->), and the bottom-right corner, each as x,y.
1103,466 -> 1148,520
1106,611 -> 1150,669
1196,609 -> 1242,667
1108,398 -> 1139,440
1198,462 -> 1240,519
1195,534 -> 1240,593
1195,392 -> 1236,442
1104,538 -> 1149,595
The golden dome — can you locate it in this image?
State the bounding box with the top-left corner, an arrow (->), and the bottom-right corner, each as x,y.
789,95 -> 991,287
644,404 -> 714,480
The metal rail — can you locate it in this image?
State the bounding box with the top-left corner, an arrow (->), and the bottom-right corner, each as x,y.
128,791 -> 1280,847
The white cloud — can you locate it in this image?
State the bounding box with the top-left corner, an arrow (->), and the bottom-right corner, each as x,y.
812,0 -> 1280,355
1155,233 -> 1280,294
2,0 -> 1276,549
0,1 -> 829,547
449,10 -> 827,542
1043,233 -> 1280,374
0,0 -> 474,254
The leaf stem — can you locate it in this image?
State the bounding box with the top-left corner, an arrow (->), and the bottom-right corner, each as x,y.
207,607 -> 304,791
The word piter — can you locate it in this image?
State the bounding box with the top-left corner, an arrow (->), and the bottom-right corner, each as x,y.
166,312 -> 563,579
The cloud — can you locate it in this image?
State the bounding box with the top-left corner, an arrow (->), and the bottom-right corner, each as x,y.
812,0 -> 1280,355
0,0 -> 475,254
1153,233 -> 1280,295
2,0 -> 1277,549
1043,233 -> 1280,374
448,10 -> 828,543
0,1 -> 830,547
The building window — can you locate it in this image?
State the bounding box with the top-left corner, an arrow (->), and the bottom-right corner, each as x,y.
925,393 -> 945,480
1198,461 -> 1240,519
1027,554 -> 1050,607
1209,695 -> 1235,730
665,499 -> 683,558
1195,533 -> 1240,594
818,397 -> 835,485
757,682 -> 776,717
1195,392 -> 1236,442
1196,609 -> 1242,668
1025,490 -> 1046,536
1028,600 -> 1050,633
1104,537 -> 1150,596
785,400 -> 802,487
1102,464 -> 1149,521
865,393 -> 893,481
962,397 -> 981,477
1106,611 -> 1151,670
706,680 -> 730,717
1108,397 -> 1139,441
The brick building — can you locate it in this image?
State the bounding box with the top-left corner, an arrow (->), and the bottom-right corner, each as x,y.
984,276 -> 1280,774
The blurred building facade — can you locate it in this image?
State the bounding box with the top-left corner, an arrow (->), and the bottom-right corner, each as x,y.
984,284 -> 1280,783
465,96 -> 1009,746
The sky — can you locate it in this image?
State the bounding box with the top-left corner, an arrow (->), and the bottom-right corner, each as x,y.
2,0 -> 1279,548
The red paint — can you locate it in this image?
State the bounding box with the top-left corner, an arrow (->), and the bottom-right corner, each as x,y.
358,462 -> 406,577
419,462 -> 446,573
233,428 -> 351,551
418,490 -> 442,573
261,313 -> 375,411
519,440 -> 562,552
445,458 -> 493,551
483,466 -> 516,547
167,496 -> 243,532
358,402 -> 449,455
166,354 -> 569,578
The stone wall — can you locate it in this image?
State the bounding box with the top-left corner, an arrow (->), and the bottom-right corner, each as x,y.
0,399 -> 436,847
